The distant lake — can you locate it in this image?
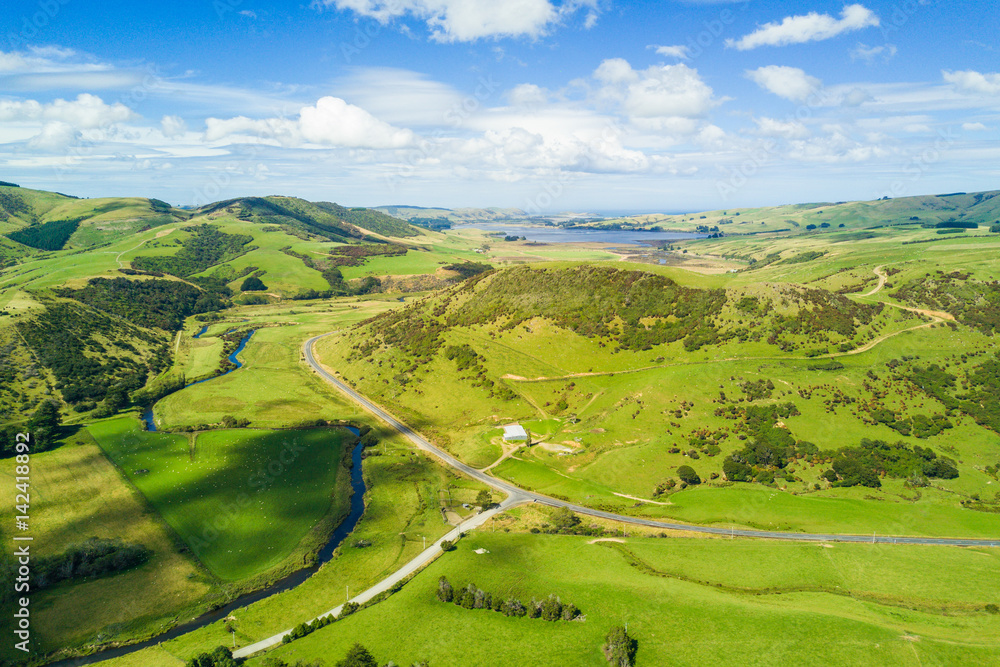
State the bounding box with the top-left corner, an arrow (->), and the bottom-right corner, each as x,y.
452,222 -> 706,246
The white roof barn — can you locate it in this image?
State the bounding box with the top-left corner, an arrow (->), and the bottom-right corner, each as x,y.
502,424 -> 528,441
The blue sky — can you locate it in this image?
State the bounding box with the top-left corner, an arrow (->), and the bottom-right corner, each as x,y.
1,0 -> 997,212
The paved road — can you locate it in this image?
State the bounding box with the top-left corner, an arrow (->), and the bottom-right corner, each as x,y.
234,499 -> 514,658
304,333 -> 1000,549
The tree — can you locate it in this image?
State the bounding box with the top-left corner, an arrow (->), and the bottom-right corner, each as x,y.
186,646 -> 243,667
550,506 -> 581,531
437,575 -> 453,602
27,400 -> 62,452
241,276 -> 267,291
475,489 -> 493,509
677,465 -> 701,485
603,626 -> 637,666
336,643 -> 378,667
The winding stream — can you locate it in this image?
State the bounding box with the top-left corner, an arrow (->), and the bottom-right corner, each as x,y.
51,431 -> 366,666
50,329 -> 369,665
142,329 -> 255,432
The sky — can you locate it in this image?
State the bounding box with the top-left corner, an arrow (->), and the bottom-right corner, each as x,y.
0,0 -> 998,212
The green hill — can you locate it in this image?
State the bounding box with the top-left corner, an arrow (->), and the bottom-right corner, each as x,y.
198,195 -> 419,240
592,189 -> 1000,234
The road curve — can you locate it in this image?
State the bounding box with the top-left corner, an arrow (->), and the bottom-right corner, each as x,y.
304,333 -> 1000,549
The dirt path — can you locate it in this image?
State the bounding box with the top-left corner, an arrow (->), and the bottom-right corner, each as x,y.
115,227 -> 175,268
502,305 -> 946,384
480,441 -> 526,473
613,492 -> 672,506
860,265 -> 887,297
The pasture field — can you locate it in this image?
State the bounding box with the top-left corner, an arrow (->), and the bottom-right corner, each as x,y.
90,428 -> 490,666
0,429 -> 213,659
155,298 -> 404,429
314,229 -> 1000,539
87,417 -> 351,582
251,532 -> 1000,666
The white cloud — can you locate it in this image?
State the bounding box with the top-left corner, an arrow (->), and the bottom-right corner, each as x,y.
850,43 -> 897,63
746,66 -> 821,102
161,115 -> 188,138
333,68 -> 465,126
323,0 -> 597,42
943,70 -> 1000,95
506,83 -> 549,108
205,96 -> 415,149
753,117 -> 810,139
299,96 -> 415,147
841,87 -> 872,107
650,44 -> 690,60
27,121 -> 79,150
728,4 -> 879,50
963,122 -> 988,131
594,59 -> 718,119
0,93 -> 135,128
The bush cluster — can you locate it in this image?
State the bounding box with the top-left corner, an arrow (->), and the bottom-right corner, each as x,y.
436,576 -> 580,621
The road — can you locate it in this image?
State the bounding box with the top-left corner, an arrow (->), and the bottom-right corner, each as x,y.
232,332 -> 1000,659
303,333 -> 1000,549
233,499 -> 514,658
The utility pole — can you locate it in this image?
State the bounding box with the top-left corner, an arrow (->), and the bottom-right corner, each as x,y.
346,584 -> 349,601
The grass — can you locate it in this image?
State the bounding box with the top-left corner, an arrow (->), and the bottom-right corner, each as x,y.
89,429 -> 490,665
155,307 -> 396,429
87,417 -> 350,581
253,531 -> 1000,666
0,429 -> 212,659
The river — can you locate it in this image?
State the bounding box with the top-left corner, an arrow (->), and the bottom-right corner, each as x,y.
50,430 -> 366,666
143,329 -> 255,432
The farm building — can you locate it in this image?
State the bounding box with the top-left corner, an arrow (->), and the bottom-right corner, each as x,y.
502,424 -> 528,442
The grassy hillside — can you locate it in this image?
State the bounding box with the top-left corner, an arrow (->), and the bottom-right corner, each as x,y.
593,189 -> 1000,234
316,259 -> 1000,537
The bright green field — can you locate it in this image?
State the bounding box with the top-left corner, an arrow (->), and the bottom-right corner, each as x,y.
154,302 -> 407,429
256,532 -> 1000,666
89,429 -> 490,666
87,417 -> 350,581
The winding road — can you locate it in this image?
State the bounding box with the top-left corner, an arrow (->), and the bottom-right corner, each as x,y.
303,333 -> 1000,549
233,330 -> 1000,659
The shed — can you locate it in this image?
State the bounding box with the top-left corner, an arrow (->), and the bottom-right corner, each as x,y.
502,424 -> 528,442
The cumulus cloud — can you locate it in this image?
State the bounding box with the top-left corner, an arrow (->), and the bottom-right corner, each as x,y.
205,96 -> 415,149
650,44 -> 690,60
594,59 -> 718,120
27,121 -> 79,150
506,83 -> 549,109
746,66 -> 822,102
962,122 -> 988,131
322,0 -> 597,42
753,117 -> 810,139
943,69 -> 1000,95
728,4 -> 879,50
850,43 -> 897,63
299,96 -> 415,147
0,93 -> 135,128
161,115 -> 188,138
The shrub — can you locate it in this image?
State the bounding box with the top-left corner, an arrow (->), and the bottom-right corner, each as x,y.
677,465 -> 701,485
